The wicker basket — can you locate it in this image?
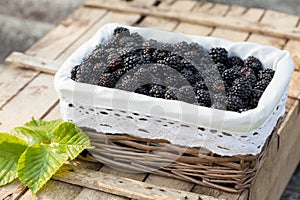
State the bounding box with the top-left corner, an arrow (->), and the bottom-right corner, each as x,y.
83,117 -> 282,193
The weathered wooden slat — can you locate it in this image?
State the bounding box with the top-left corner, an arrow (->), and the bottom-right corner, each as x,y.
53,166 -> 220,200
5,52 -> 59,75
0,73 -> 57,132
260,10 -> 299,29
145,174 -> 194,191
249,99 -> 300,200
285,39 -> 300,71
288,70 -> 300,100
247,34 -> 286,49
0,67 -> 38,108
27,7 -> 107,59
75,189 -> 128,200
84,0 -> 300,41
0,180 -> 27,200
19,180 -> 82,200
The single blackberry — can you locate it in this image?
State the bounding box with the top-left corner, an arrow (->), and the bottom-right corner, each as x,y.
173,41 -> 190,56
248,89 -> 263,109
158,54 -> 184,71
211,93 -> 227,110
231,77 -> 252,100
180,68 -> 203,84
151,49 -> 170,62
123,53 -> 142,71
209,47 -> 228,64
142,39 -> 158,54
188,42 -> 205,52
258,68 -> 275,81
113,27 -> 130,37
107,53 -> 123,71
210,79 -> 226,93
177,86 -> 197,104
118,36 -> 137,48
112,68 -> 127,80
116,75 -> 140,92
71,65 -> 79,80
226,56 -> 244,68
240,67 -> 257,87
193,81 -> 208,91
222,67 -> 242,85
164,87 -> 179,100
254,79 -> 271,91
195,89 -> 211,107
98,73 -> 117,88
244,56 -> 263,73
130,32 -> 144,44
149,84 -> 166,98
213,63 -> 227,74
226,95 -> 246,112
160,43 -> 173,52
135,86 -> 149,95
183,51 -> 199,64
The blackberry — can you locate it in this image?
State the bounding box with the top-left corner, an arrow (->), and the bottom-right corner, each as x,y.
113,27 -> 130,37
149,84 -> 166,98
112,68 -> 127,80
132,67 -> 152,85
258,68 -> 275,81
244,56 -> 263,73
135,86 -> 149,95
210,79 -> 226,93
211,93 -> 227,110
107,53 -> 123,71
116,75 -> 140,92
123,53 -> 142,71
240,67 -> 257,87
222,67 -> 242,85
71,65 -> 79,80
158,54 -> 184,71
248,89 -> 263,109
142,39 -> 158,54
177,86 -> 197,104
226,95 -> 246,112
254,79 -> 271,91
193,81 -> 208,91
160,42 -> 173,52
226,56 -> 244,68
118,36 -> 137,48
173,41 -> 190,55
181,68 -> 203,84
130,32 -> 144,44
195,89 -> 211,107
98,73 -> 117,88
209,47 -> 228,64
151,49 -> 170,62
213,63 -> 227,74
231,77 -> 252,100
165,73 -> 187,88
164,87 -> 179,100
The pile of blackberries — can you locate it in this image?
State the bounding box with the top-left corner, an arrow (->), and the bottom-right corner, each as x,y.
71,27 -> 275,112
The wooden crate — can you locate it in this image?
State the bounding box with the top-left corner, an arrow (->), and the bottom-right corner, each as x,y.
1,0 -> 300,199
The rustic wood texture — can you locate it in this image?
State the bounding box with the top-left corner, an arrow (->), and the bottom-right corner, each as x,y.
0,0 -> 300,199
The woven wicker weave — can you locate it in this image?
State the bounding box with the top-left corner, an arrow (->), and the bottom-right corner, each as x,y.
83,118 -> 282,193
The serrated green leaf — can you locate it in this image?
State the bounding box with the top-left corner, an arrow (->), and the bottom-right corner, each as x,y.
11,118 -> 63,146
17,143 -> 68,194
52,122 -> 93,160
0,133 -> 28,186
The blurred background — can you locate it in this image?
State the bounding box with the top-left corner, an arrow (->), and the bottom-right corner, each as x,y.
0,0 -> 299,199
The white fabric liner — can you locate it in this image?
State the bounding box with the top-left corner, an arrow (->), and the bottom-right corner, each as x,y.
54,23 -> 294,156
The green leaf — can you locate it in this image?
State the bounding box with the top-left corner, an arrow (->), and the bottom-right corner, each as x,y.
0,133 -> 28,186
11,118 -> 63,146
52,122 -> 93,160
17,144 -> 68,194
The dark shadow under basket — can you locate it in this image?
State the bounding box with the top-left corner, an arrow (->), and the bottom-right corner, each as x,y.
82,124 -> 279,193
